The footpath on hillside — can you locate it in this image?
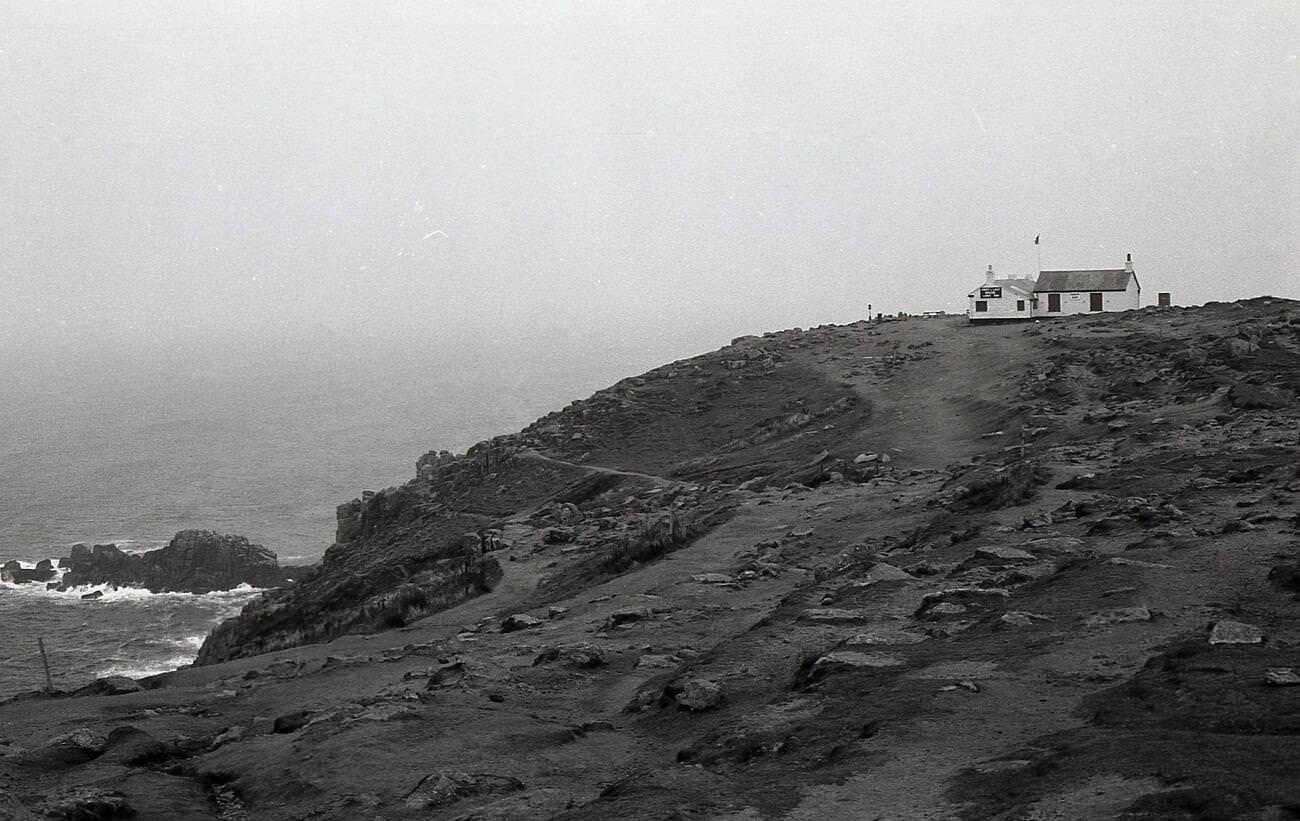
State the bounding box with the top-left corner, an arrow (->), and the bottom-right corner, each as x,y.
2,301 -> 1299,821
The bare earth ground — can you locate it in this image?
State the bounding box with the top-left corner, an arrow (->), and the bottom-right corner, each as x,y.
2,298 -> 1300,821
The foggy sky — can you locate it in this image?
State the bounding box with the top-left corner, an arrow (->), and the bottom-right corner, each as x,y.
2,1 -> 1296,355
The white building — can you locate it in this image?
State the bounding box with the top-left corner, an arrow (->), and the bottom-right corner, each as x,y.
967,265 -> 1038,320
967,254 -> 1141,321
1033,255 -> 1141,317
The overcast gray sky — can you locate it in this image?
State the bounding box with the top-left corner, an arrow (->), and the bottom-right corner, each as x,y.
2,1 -> 1296,354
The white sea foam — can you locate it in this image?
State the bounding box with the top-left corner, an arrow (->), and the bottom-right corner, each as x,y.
95,654 -> 197,680
94,633 -> 211,679
0,580 -> 264,604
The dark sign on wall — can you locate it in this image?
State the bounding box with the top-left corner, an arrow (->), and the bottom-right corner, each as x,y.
978,286 -> 1002,299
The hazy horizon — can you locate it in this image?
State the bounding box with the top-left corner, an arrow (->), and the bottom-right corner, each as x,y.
2,1 -> 1297,356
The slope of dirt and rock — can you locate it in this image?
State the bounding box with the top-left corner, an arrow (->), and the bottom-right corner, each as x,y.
2,297 -> 1299,820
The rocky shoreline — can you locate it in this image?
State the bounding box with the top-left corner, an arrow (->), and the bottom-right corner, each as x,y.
1,530 -> 303,595
2,297 -> 1299,820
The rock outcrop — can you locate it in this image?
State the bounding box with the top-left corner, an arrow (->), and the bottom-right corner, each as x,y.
55,530 -> 297,593
0,559 -> 57,585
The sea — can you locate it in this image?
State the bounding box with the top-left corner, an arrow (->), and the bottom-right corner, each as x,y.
0,330 -> 692,697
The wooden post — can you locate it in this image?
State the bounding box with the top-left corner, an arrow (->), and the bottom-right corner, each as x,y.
37,637 -> 54,692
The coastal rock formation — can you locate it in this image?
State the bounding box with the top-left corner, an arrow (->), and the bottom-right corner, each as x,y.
0,560 -> 57,585
55,530 -> 297,593
5,298 -> 1300,820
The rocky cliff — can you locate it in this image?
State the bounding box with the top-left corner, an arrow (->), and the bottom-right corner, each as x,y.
195,339 -> 869,664
3,298 -> 1300,821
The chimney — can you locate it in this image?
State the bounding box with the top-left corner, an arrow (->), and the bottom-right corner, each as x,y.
1124,253 -> 1133,273
985,264 -> 996,285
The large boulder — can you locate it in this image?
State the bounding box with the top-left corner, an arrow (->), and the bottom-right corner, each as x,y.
1228,382 -> 1293,410
15,728 -> 107,768
58,531 -> 294,593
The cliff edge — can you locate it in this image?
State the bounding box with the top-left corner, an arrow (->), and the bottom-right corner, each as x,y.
3,298 -> 1299,821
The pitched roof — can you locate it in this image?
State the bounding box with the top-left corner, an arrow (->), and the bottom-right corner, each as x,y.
1035,269 -> 1134,292
998,278 -> 1038,293
969,278 -> 1037,296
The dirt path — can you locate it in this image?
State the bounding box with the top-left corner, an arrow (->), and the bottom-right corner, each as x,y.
517,448 -> 682,486
811,319 -> 1033,470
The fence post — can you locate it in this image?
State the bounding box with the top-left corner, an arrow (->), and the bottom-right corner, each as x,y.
37,637 -> 54,692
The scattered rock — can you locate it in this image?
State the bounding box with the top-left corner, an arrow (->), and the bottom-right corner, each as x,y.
272,711 -> 314,734
998,611 -> 1051,628
860,562 -> 916,583
1107,557 -> 1172,569
690,573 -> 734,585
73,676 -> 143,697
37,787 -> 132,821
101,726 -> 166,766
798,608 -> 871,624
403,772 -> 525,811
1023,536 -> 1088,554
80,590 -> 103,601
501,613 -> 545,633
542,527 -> 576,545
1082,607 -> 1154,627
854,453 -> 879,464
634,654 -> 677,670
209,726 -> 247,750
532,644 -> 606,668
426,661 -> 470,689
1264,668 -> 1300,687
973,545 -> 1038,563
1228,382 -> 1293,409
16,728 -> 107,768
672,677 -> 724,711
916,587 -> 1010,617
1209,619 -> 1264,645
1267,563 -> 1300,593
844,628 -> 929,646
601,607 -> 650,630
928,602 -> 969,616
812,651 -> 906,675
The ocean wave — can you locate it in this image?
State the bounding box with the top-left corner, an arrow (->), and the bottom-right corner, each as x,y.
95,652 -> 199,680
0,580 -> 265,604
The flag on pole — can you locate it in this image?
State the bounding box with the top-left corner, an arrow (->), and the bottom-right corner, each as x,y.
1034,234 -> 1040,245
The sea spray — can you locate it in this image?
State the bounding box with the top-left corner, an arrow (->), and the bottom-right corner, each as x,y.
0,579 -> 263,696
